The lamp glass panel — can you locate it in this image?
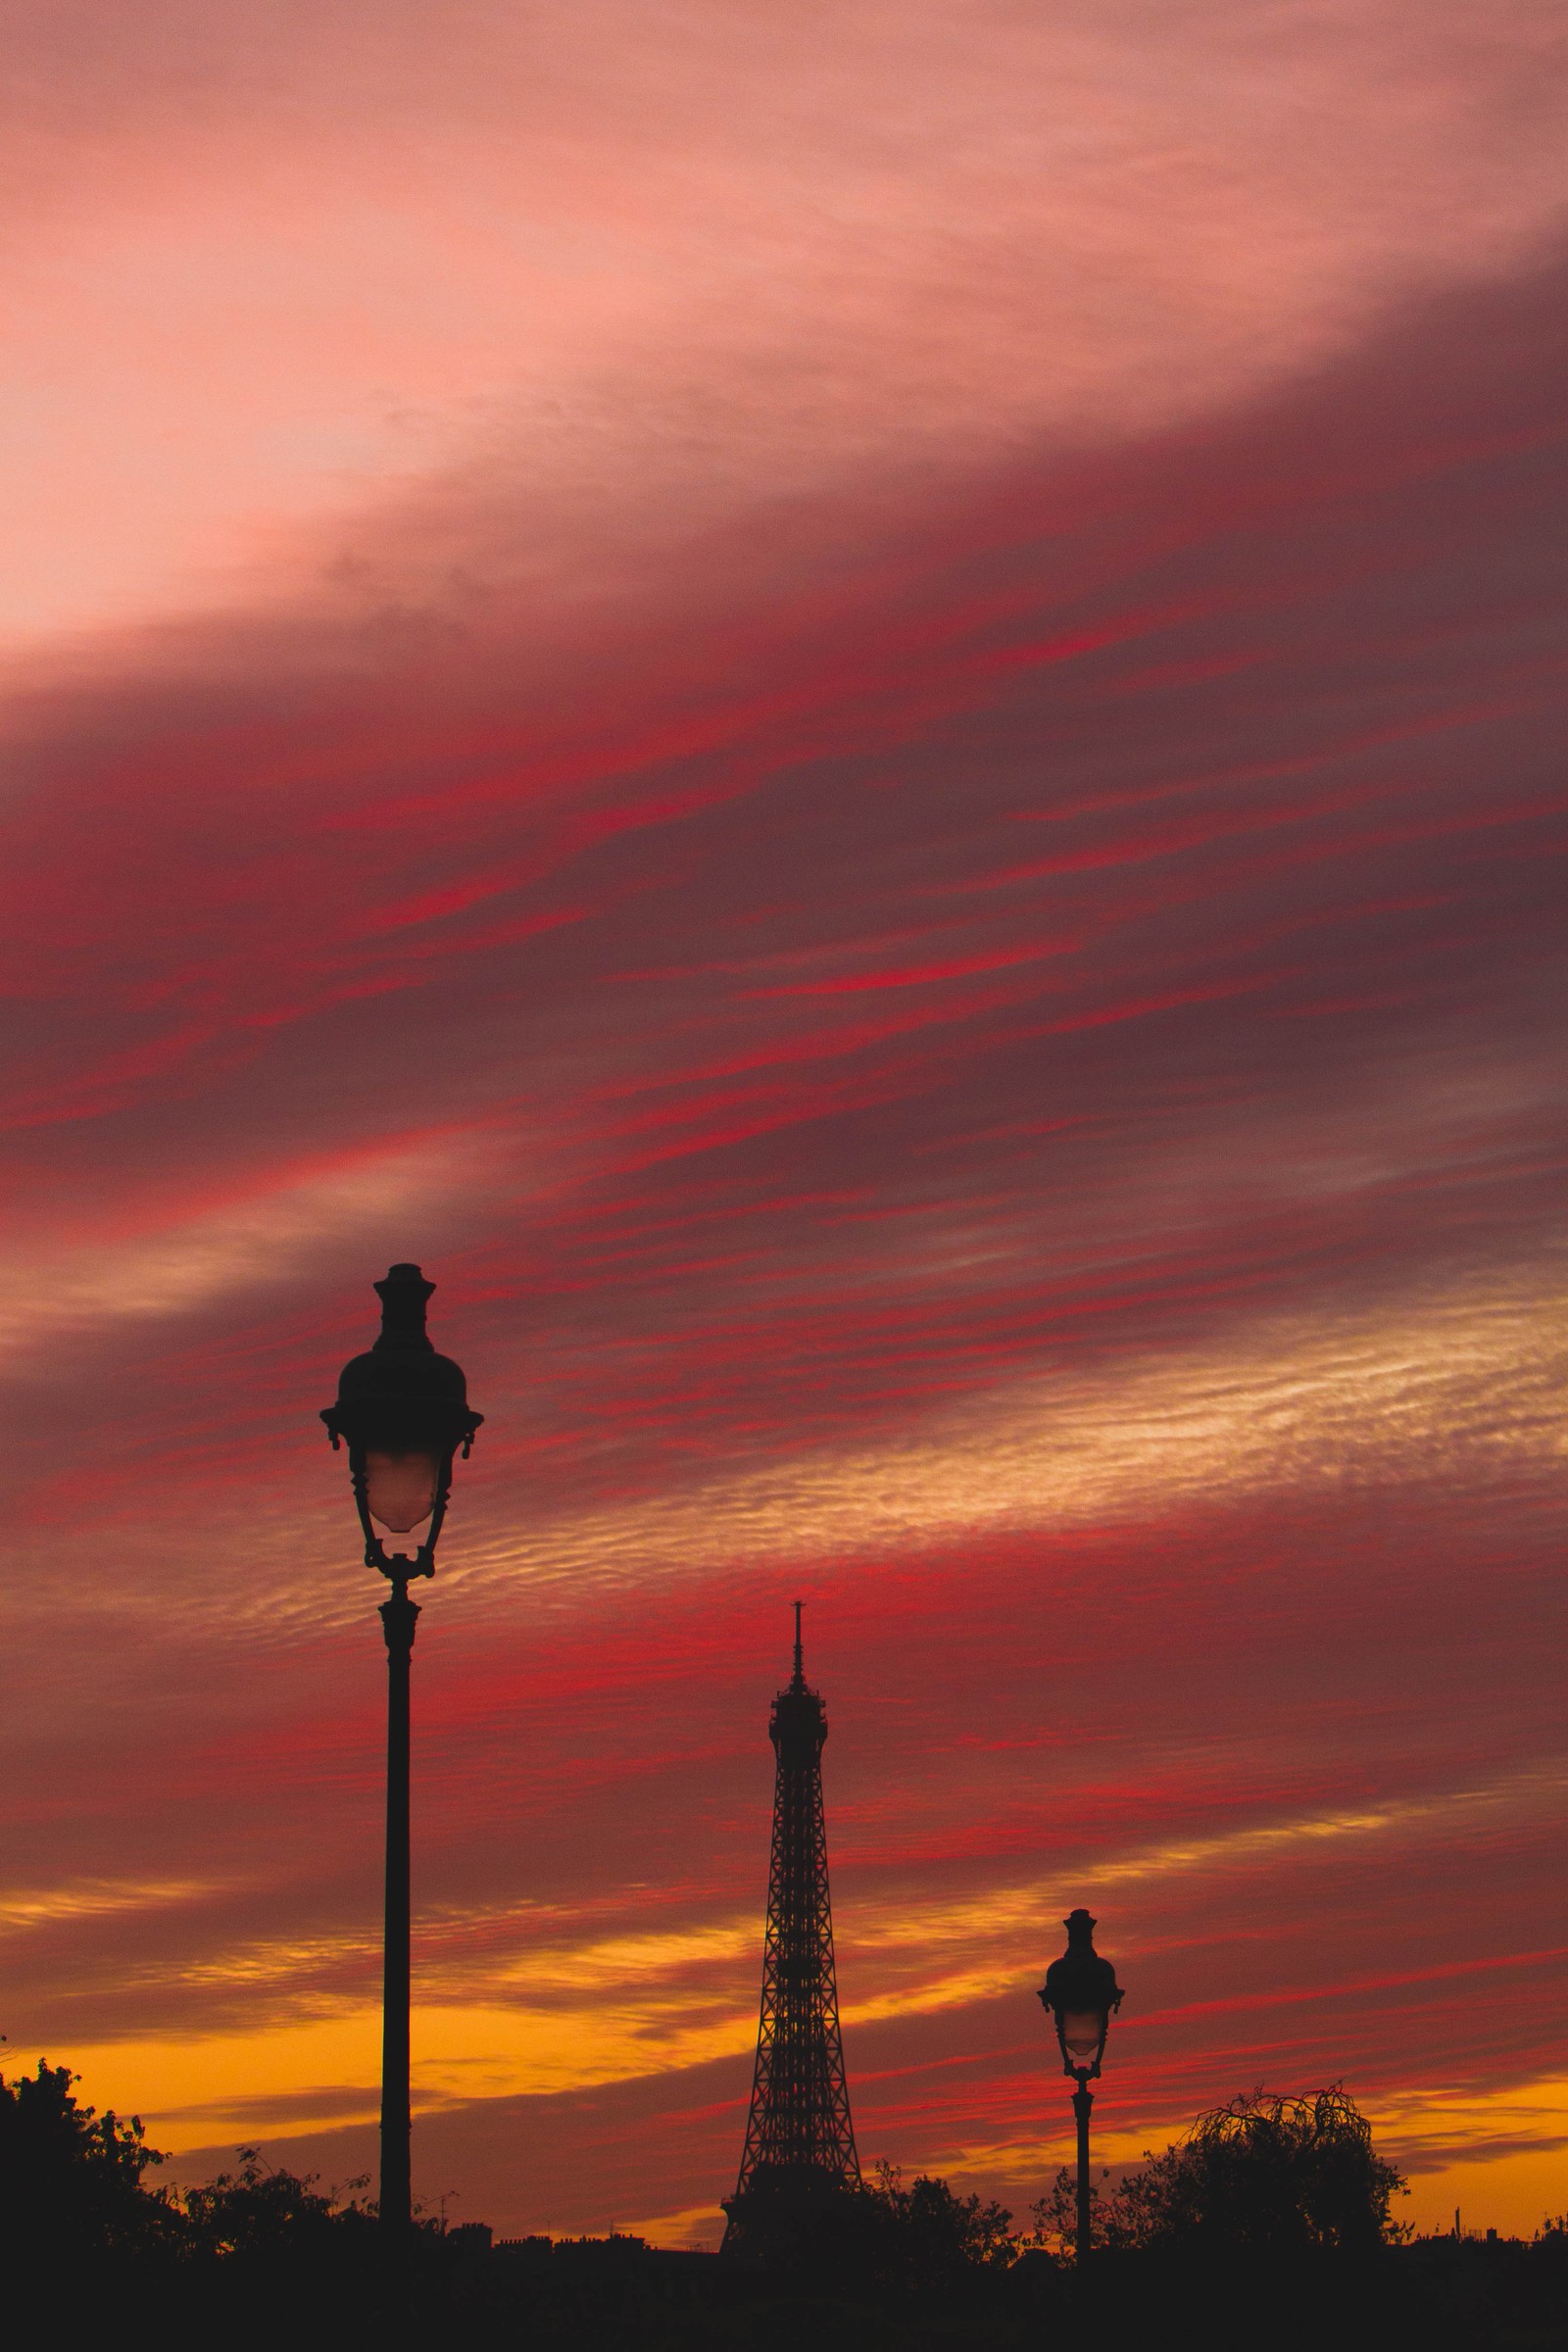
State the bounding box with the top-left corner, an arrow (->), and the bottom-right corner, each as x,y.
1061,2008 -> 1104,2062
364,1447 -> 439,1533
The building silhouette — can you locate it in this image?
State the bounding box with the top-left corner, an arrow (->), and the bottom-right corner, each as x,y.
722,1604 -> 859,2257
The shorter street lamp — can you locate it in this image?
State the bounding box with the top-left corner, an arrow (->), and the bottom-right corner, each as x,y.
1039,1909 -> 1124,2264
321,1264 -> 482,2238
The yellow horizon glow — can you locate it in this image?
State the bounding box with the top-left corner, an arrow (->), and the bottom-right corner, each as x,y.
48,2017 -> 1568,2244
22,1754 -> 1565,2240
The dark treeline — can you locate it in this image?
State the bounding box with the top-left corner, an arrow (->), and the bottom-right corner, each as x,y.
5,2060 -> 1565,2348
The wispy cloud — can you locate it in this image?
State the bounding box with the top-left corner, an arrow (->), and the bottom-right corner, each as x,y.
451,1268 -> 1567,1594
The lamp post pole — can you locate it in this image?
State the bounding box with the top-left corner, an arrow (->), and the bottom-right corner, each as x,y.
1038,1908 -> 1124,2267
1071,2072 -> 1094,2264
322,1263 -> 482,2243
379,1582 -> 418,2234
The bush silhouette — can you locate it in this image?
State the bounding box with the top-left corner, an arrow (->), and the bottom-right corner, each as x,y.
861,2160 -> 1015,2293
182,2146 -> 376,2262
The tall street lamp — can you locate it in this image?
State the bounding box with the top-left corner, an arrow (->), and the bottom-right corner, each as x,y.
321,1263 -> 482,2237
1039,1908 -> 1124,2264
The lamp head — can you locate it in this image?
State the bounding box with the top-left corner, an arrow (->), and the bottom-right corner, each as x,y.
321,1264 -> 482,1579
1039,1908 -> 1124,2081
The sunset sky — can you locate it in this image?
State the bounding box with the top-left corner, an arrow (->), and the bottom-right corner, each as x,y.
4,0 -> 1567,2247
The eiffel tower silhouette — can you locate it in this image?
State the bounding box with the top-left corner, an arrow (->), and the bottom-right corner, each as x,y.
722,1603 -> 859,2255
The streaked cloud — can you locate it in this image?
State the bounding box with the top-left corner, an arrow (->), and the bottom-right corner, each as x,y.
0,1135 -> 488,1358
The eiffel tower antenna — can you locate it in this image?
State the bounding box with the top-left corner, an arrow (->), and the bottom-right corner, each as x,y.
721,1606 -> 859,2255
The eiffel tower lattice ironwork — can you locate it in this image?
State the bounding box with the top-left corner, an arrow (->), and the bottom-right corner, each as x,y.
722,1604 -> 859,2248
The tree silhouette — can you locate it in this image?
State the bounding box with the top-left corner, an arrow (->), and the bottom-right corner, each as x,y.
1035,2086 -> 1407,2259
0,2059 -> 174,2261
